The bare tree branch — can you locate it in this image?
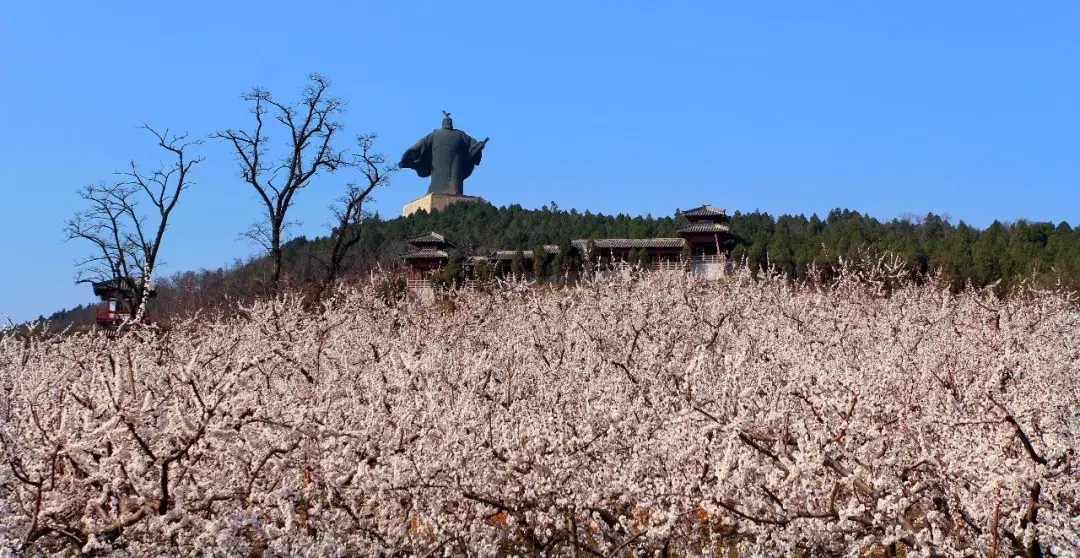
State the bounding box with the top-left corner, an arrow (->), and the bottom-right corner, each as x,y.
213,74 -> 348,294
305,133 -> 395,308
64,125 -> 202,324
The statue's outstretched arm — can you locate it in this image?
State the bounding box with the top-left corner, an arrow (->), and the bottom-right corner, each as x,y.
468,136 -> 488,164
399,134 -> 434,176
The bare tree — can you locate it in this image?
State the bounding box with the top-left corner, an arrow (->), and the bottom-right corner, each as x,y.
305,133 -> 395,307
64,125 -> 202,323
213,74 -> 348,294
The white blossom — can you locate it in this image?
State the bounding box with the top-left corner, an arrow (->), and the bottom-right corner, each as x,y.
0,265 -> 1076,555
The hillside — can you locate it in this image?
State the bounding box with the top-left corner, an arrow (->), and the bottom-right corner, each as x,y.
41,201 -> 1080,326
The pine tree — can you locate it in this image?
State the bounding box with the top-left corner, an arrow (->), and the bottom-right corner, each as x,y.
550,244 -> 567,284
532,246 -> 548,280
511,249 -> 526,281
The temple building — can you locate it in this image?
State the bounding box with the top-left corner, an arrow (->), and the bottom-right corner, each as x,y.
401,232 -> 455,279
92,278 -> 155,328
483,246 -> 560,276
677,204 -> 735,259
399,204 -> 738,282
570,238 -> 684,264
570,205 -> 733,264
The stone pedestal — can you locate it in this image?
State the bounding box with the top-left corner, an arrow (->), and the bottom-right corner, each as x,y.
403,193 -> 486,217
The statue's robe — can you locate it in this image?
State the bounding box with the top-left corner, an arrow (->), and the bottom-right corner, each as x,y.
399,128 -> 485,195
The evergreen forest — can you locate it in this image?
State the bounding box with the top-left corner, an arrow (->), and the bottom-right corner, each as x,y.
38,201 -> 1080,327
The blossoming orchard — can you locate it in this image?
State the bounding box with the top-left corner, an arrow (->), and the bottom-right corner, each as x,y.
1,263 -> 1078,556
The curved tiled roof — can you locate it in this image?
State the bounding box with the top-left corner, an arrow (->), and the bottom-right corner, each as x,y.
488,246 -> 559,260
677,223 -> 731,234
489,251 -> 522,261
680,205 -> 727,218
572,238 -> 684,250
406,232 -> 455,247
402,249 -> 449,260
92,278 -> 157,298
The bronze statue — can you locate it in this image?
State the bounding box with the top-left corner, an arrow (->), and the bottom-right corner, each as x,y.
399,111 -> 489,196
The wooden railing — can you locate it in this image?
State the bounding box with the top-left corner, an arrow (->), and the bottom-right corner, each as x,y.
95,309 -> 122,327
595,261 -> 684,272
405,279 -> 430,290
95,309 -> 151,327
648,261 -> 685,272
405,278 -> 494,291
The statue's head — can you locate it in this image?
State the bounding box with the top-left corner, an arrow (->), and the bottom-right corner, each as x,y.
441,110 -> 453,130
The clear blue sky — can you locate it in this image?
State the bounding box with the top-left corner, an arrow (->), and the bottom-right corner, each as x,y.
1,1 -> 1078,323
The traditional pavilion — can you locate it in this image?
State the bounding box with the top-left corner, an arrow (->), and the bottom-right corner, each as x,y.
568,205 -> 733,263
398,204 -> 739,279
677,204 -> 735,258
401,232 -> 455,279
92,278 -> 155,328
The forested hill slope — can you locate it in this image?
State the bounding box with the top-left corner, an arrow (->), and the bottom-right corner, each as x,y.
279,201 -> 1080,293
40,201 -> 1080,326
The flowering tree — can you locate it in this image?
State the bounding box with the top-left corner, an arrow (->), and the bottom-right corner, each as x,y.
1,262 -> 1077,556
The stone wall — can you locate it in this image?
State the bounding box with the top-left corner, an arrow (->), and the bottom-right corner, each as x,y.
402,193 -> 487,217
